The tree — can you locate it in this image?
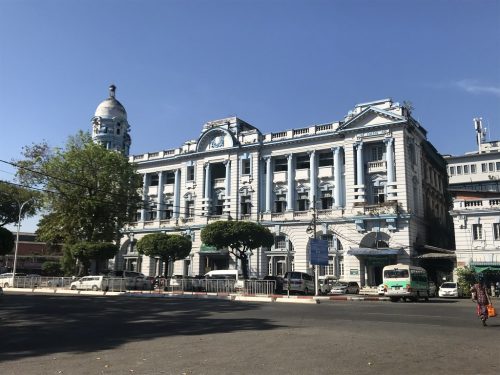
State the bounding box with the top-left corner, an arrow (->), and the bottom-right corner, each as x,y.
16,131 -> 142,247
136,233 -> 192,275
41,261 -> 63,276
0,181 -> 40,227
0,227 -> 14,256
200,221 -> 274,279
69,241 -> 119,276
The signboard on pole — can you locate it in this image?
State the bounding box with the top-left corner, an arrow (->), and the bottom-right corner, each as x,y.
309,239 -> 329,266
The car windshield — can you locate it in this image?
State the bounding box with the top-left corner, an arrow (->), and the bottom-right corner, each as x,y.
441,283 -> 456,288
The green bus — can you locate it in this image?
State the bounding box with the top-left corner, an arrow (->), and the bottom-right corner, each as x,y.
383,264 -> 430,302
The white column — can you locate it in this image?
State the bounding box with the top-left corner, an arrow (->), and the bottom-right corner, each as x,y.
224,160 -> 231,196
287,154 -> 294,211
385,138 -> 395,183
333,147 -> 341,207
141,173 -> 148,221
309,151 -> 317,207
224,160 -> 231,215
265,157 -> 272,212
173,169 -> 180,218
156,172 -> 164,220
356,142 -> 364,186
204,163 -> 211,199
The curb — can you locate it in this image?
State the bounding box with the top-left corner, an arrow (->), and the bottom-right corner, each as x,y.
3,288 -> 389,303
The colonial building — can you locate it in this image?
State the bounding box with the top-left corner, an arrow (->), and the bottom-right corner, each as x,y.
92,90 -> 450,287
446,118 -> 500,274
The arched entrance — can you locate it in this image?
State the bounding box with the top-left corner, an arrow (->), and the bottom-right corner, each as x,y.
347,232 -> 401,287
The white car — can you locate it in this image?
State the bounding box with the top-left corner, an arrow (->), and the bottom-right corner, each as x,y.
438,282 -> 462,298
70,276 -> 109,291
329,282 -> 348,294
377,284 -> 385,296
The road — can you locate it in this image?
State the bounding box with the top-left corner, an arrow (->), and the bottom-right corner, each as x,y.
0,294 -> 498,375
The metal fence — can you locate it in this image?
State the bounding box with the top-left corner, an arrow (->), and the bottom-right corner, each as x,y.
2,276 -> 278,295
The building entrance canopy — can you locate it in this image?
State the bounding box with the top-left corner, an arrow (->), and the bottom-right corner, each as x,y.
471,262 -> 500,273
347,247 -> 403,256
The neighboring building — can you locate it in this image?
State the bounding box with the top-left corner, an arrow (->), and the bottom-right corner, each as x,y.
0,232 -> 62,274
446,118 -> 500,274
90,90 -> 451,287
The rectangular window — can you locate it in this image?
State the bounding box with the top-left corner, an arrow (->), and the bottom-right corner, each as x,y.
449,166 -> 455,175
481,163 -> 487,173
214,198 -> 223,216
296,155 -> 310,169
464,165 -> 469,174
496,162 -> 500,172
274,235 -> 286,249
473,224 -> 483,240
163,202 -> 173,219
456,166 -> 462,175
318,152 -> 333,167
240,195 -> 251,215
296,192 -> 309,211
489,163 -> 495,172
373,186 -> 385,204
274,194 -> 287,213
371,145 -> 384,161
185,201 -> 194,218
471,164 -> 476,174
274,157 -> 287,172
150,174 -> 159,186
187,166 -> 195,181
134,211 -> 141,222
494,223 -> 500,240
242,159 -> 251,175
166,171 -> 175,184
321,190 -> 333,209
147,205 -> 157,221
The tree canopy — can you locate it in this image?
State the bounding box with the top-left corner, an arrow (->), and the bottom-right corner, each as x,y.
16,131 -> 142,245
200,221 -> 274,279
0,227 -> 14,256
0,181 -> 40,227
136,233 -> 192,264
68,241 -> 119,276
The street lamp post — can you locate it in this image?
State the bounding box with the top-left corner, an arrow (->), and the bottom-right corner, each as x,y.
12,199 -> 32,280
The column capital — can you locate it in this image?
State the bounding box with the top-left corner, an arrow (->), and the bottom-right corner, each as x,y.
384,137 -> 394,145
355,141 -> 363,149
204,162 -> 210,168
223,159 -> 231,166
331,146 -> 341,153
262,155 -> 271,162
287,153 -> 294,161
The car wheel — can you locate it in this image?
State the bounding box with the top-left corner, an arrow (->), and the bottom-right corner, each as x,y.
92,285 -> 98,291
70,285 -> 76,290
3,283 -> 9,288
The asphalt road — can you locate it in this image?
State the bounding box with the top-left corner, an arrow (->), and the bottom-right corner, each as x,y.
0,294 -> 499,375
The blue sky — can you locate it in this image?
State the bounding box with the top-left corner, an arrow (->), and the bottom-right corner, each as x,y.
1,0 -> 499,232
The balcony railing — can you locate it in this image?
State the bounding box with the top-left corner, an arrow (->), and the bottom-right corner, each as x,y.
367,160 -> 386,174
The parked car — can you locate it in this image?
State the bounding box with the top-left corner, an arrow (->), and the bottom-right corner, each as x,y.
438,282 -> 462,298
329,282 -> 347,294
344,281 -> 360,294
70,276 -> 109,291
319,276 -> 339,295
283,272 -> 315,295
0,272 -> 27,288
377,283 -> 385,296
263,275 -> 284,294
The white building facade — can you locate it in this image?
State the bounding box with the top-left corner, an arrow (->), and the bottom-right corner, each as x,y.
97,97 -> 449,287
446,119 -> 500,274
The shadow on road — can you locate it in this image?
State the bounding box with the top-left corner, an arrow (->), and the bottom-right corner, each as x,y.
0,294 -> 281,363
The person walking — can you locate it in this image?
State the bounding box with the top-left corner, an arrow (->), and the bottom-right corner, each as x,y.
471,278 -> 490,326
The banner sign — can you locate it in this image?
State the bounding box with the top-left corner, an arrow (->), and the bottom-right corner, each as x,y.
309,239 -> 329,266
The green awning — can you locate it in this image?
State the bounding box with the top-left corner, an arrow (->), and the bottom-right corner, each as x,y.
199,244 -> 218,253
471,263 -> 500,273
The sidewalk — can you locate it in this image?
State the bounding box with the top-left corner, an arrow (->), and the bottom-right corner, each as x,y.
3,287 -> 390,304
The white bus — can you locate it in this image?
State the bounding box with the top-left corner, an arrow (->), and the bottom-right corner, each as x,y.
383,264 -> 430,302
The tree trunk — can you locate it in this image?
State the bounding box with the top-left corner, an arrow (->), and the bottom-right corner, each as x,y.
240,253 -> 249,280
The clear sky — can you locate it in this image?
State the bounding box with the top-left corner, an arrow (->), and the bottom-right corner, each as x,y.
1,0 -> 499,232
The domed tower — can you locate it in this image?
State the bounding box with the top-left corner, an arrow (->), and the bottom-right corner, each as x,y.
91,84 -> 131,155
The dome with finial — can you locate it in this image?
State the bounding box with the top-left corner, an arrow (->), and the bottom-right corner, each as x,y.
94,84 -> 127,119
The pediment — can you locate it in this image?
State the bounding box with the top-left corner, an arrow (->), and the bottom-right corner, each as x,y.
339,107 -> 405,132
197,128 -> 237,152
